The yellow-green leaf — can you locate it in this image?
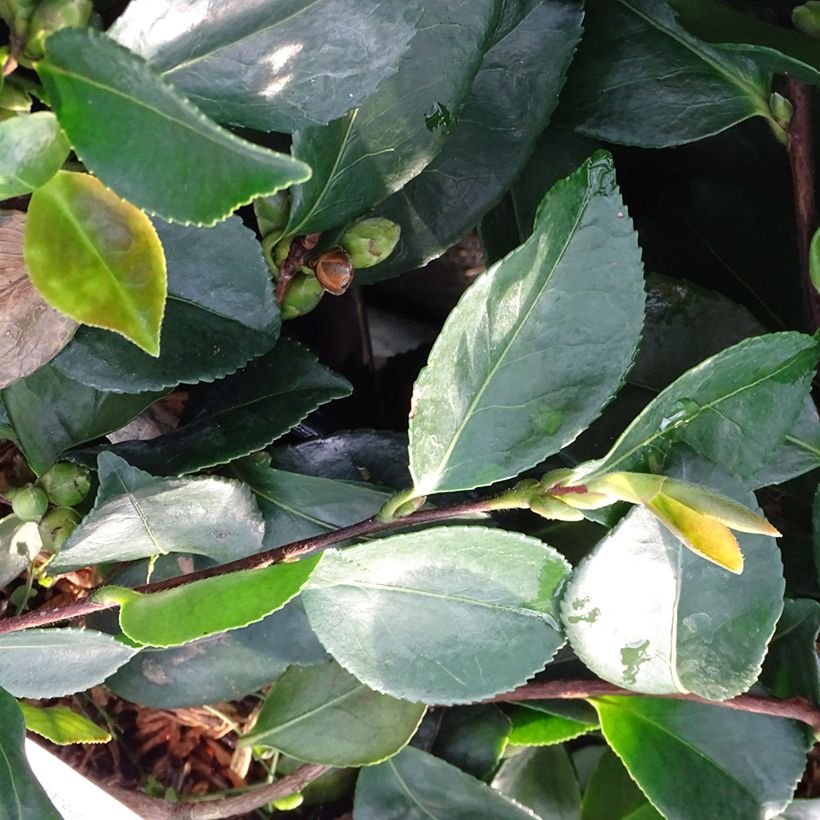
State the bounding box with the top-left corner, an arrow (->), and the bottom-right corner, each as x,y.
19,702 -> 111,745
23,171 -> 166,356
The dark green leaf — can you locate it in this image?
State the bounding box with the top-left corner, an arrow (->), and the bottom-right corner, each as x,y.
355,745 -> 537,819
19,703 -> 111,745
409,151 -> 644,495
232,460 -> 390,549
0,111 -> 69,198
74,337 -> 351,475
557,0 -> 772,147
752,399 -> 820,489
594,696 -> 806,820
493,746 -> 582,820
105,554 -> 320,647
585,332 -> 820,480
361,1 -> 583,282
111,0 -> 421,133
38,28 -> 310,225
581,748 -> 662,820
563,451 -> 784,699
106,599 -> 327,708
0,628 -> 139,698
761,599 -> 820,705
302,527 -> 570,704
24,171 -> 167,355
506,700 -> 599,747
0,687 -> 60,819
672,0 -> 820,85
241,660 -> 425,766
1,363 -> 161,475
51,452 -> 265,571
432,705 -> 512,780
285,0 -> 499,236
53,216 -> 279,392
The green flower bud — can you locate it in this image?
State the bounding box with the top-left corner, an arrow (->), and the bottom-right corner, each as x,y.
37,462 -> 91,507
273,237 -> 293,268
9,483 -> 49,522
271,793 -> 303,811
794,2 -> 820,38
254,191 -> 290,240
340,217 -> 401,269
38,506 -> 81,553
769,92 -> 793,132
25,0 -> 92,60
281,272 -> 324,320
0,0 -> 38,41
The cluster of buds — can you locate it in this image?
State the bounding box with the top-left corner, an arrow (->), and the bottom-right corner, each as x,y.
523,469 -> 780,574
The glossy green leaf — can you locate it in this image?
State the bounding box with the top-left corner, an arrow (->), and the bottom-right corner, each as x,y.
302,527 -> 570,704
38,28 -> 311,225
581,748 -> 662,820
0,628 -> 139,698
361,1 -> 583,282
106,554 -> 320,647
563,451 -> 784,699
507,701 -> 599,747
557,0 -> 771,147
0,112 -> 68,198
19,703 -> 110,745
111,0 -> 421,133
672,0 -> 820,85
811,228 -> 820,296
241,660 -> 425,766
0,515 -> 40,588
355,745 -> 538,820
0,687 -> 61,819
106,598 -> 327,708
1,363 -> 161,475
761,598 -> 820,705
585,332 -> 820,481
493,746 -> 582,820
409,151 -> 644,495
432,705 -> 512,780
594,696 -> 807,820
285,0 -> 499,236
52,453 -> 265,571
73,338 -> 352,475
53,216 -> 280,392
232,460 -> 391,549
24,171 -> 166,355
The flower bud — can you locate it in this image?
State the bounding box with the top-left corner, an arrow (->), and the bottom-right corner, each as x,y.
254,191 -> 290,240
37,462 -> 91,507
273,237 -> 292,268
769,92 -> 793,132
340,218 -> 400,269
794,2 -> 820,37
25,0 -> 92,60
280,272 -> 324,320
38,506 -> 81,553
9,483 -> 48,522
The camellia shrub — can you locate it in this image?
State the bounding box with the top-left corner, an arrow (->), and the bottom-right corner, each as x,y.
2,0 -> 820,817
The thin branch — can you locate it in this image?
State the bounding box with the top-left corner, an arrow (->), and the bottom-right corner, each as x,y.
103,763 -> 329,820
492,679 -> 820,733
786,78 -> 819,331
0,497 -> 496,634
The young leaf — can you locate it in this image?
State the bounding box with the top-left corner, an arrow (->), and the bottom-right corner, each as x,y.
355,745 -> 538,820
73,338 -> 352,476
19,703 -> 111,745
583,332 -> 820,481
361,0 -> 584,282
593,696 -> 807,820
111,0 -> 421,133
104,554 -> 320,647
1,363 -> 162,475
107,599 -> 327,709
24,171 -> 166,355
51,453 -> 265,571
0,210 -> 77,388
0,111 -> 69,198
409,151 -> 644,496
241,660 -> 425,766
493,746 -> 583,820
506,701 -> 599,747
0,687 -> 61,819
581,748 -> 662,820
562,452 -> 784,699
557,0 -> 772,147
0,628 -> 139,698
302,527 -> 570,704
52,216 -> 280,392
285,0 -> 499,236
37,28 -> 311,225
